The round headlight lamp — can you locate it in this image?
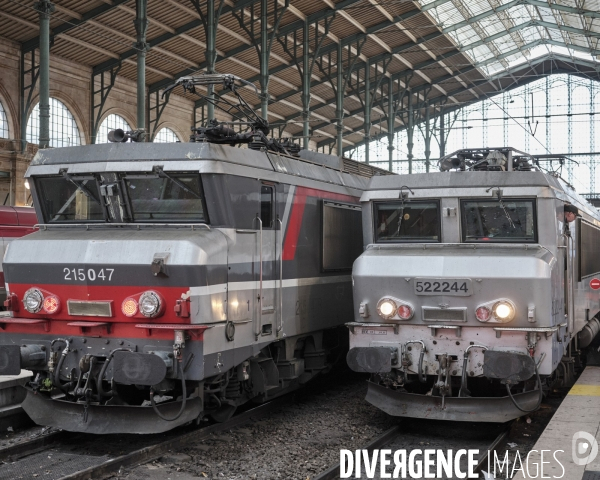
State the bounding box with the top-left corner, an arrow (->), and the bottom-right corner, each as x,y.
492,300 -> 515,321
23,288 -> 43,313
377,298 -> 397,319
139,291 -> 162,318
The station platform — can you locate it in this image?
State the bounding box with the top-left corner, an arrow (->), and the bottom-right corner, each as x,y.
513,366 -> 600,480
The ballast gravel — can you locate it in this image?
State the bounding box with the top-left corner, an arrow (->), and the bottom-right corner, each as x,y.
117,367 -> 390,480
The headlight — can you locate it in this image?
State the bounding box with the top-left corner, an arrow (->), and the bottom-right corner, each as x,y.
493,300 -> 515,321
377,298 -> 397,319
139,291 -> 162,318
23,288 -> 43,313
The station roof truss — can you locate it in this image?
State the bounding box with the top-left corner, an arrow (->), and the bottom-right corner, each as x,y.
1,0 -> 600,153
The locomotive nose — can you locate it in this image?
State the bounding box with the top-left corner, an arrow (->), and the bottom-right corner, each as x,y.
2,228 -> 228,324
352,246 -> 554,325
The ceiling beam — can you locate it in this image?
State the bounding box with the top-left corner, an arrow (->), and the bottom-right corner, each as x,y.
22,0 -> 130,53
147,0 -> 369,94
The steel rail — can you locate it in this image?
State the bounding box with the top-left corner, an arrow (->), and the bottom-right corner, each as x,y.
313,425 -> 402,480
56,396 -> 290,480
0,428 -> 67,463
313,421 -> 512,480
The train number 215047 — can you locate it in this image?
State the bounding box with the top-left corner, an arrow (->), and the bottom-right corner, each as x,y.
63,268 -> 114,282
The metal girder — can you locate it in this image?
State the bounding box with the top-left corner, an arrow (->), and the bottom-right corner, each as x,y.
37,0 -> 54,149
20,48 -> 39,151
148,0 -> 364,95
313,37 -> 366,154
148,89 -> 172,141
92,0 -> 260,78
22,0 -> 130,53
150,0 -> 450,97
90,64 -> 122,144
347,57 -> 391,163
275,13 -> 334,148
190,0 -> 227,120
134,0 -> 148,131
332,53 -> 600,154
443,0 -> 600,35
232,0 -> 289,118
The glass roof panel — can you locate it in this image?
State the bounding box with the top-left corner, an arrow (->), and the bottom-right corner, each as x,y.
416,0 -> 600,78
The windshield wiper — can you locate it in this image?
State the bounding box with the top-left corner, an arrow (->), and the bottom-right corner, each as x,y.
485,186 -> 515,229
63,173 -> 102,206
152,167 -> 202,199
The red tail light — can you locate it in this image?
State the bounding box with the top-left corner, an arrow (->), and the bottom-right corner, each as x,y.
397,304 -> 413,320
121,298 -> 138,317
476,306 -> 491,322
42,295 -> 60,314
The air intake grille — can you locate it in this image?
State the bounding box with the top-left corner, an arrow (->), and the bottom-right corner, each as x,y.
422,308 -> 466,322
67,301 -> 113,317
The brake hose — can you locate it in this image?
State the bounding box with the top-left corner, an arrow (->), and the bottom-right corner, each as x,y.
97,348 -> 132,398
150,370 -> 187,422
505,362 -> 543,413
50,338 -> 70,391
417,350 -> 426,383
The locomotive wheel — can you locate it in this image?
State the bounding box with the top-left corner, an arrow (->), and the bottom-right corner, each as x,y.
209,404 -> 237,423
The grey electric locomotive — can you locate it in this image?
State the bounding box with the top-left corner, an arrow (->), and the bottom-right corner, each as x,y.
347,148 -> 600,422
0,75 -> 389,434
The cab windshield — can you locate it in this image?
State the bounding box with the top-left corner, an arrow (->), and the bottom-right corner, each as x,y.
36,175 -> 105,222
374,201 -> 440,242
35,172 -> 207,224
123,172 -> 206,222
461,198 -> 536,242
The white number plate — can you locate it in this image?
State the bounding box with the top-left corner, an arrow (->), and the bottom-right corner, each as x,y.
63,268 -> 114,282
414,278 -> 472,296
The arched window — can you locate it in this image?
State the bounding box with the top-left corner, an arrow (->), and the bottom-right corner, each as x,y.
154,127 -> 180,143
97,114 -> 132,144
0,101 -> 8,139
26,98 -> 82,147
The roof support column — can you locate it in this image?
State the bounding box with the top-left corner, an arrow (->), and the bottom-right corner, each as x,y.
36,0 -> 54,149
364,63 -> 371,164
260,0 -> 269,119
233,0 -> 288,123
134,0 -> 148,133
206,0 -> 216,121
336,42 -> 344,157
424,102 -> 431,173
301,21 -> 310,150
439,111 -> 445,157
407,94 -> 414,174
387,76 -> 395,172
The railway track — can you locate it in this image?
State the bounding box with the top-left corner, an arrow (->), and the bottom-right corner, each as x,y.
314,421 -> 511,480
0,396 -> 289,480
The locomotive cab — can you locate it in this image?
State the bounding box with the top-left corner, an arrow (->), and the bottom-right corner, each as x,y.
347,148 -> 600,422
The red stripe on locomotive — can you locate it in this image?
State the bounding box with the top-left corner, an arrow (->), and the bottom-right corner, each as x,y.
283,187 -> 358,261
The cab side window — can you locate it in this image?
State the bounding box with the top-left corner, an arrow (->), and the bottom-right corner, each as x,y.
260,185 -> 274,228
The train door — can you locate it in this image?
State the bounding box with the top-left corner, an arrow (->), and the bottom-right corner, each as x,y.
256,183 -> 278,339
225,181 -> 280,343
